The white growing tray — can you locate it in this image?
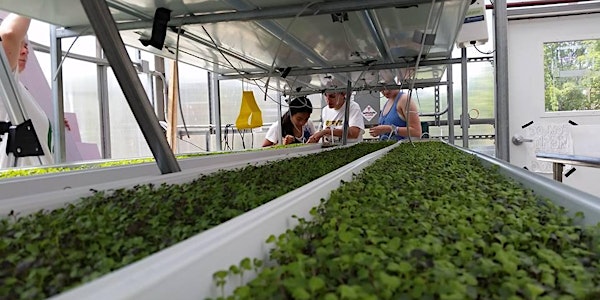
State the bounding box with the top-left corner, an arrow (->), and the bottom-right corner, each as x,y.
0,145 -> 328,216
0,144 -> 323,201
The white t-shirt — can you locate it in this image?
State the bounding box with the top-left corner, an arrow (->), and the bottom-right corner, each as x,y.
0,80 -> 54,169
265,120 -> 316,144
320,100 -> 365,143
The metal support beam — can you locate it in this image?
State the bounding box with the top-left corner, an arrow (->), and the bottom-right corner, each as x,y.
447,63 -> 454,144
80,0 -> 180,174
30,40 -> 108,66
154,57 -> 166,121
427,118 -> 495,126
494,0 -> 510,161
342,81 -> 352,146
277,89 -> 283,146
434,85 -> 440,126
50,25 -> 66,163
285,81 -> 449,97
359,10 -> 394,63
221,58 -> 465,80
506,1 -> 600,20
96,41 -> 111,159
208,72 -> 222,151
219,56 -> 494,80
461,48 -> 469,148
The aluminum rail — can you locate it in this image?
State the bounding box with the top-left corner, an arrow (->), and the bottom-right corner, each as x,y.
47,143 -> 399,300
536,153 -> 600,169
0,144 -> 322,203
451,144 -> 600,226
536,152 -> 600,182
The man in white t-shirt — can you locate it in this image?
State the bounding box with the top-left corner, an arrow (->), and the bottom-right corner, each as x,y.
0,14 -> 54,168
307,91 -> 365,144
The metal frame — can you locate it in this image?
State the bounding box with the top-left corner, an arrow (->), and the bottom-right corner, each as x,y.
208,72 -> 222,151
50,25 -> 66,163
461,47 -> 469,148
494,0 -> 510,161
96,41 -> 112,159
79,0 -> 180,174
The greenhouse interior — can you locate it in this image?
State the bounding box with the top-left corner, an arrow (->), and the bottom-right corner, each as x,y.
0,0 -> 600,299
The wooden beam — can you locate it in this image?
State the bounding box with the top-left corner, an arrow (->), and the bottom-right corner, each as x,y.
167,60 -> 179,152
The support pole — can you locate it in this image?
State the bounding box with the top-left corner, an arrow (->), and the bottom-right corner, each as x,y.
208,72 -> 222,151
447,63 -> 455,144
50,25 -> 66,163
342,80 -> 352,145
277,93 -> 283,145
96,40 -> 111,158
80,0 -> 180,174
494,0 -> 510,161
154,57 -> 166,121
461,48 -> 469,148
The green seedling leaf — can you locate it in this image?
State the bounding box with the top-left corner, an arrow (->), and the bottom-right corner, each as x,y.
308,276 -> 325,293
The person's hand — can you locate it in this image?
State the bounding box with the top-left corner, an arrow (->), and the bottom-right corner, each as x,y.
369,125 -> 392,137
307,130 -> 325,143
64,118 -> 71,131
283,135 -> 295,145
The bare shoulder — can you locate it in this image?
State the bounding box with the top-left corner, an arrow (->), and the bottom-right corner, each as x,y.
395,92 -> 411,112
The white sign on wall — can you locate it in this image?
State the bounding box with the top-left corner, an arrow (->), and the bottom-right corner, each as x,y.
362,105 -> 377,122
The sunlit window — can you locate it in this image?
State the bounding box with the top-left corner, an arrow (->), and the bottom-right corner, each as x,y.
544,39 -> 600,112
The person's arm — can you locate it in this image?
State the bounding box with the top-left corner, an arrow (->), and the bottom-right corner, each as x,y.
346,102 -> 365,139
262,122 -> 279,147
0,14 -> 30,71
396,94 -> 422,137
312,126 -> 360,140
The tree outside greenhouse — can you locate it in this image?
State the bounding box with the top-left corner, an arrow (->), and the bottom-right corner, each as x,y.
544,39 -> 600,112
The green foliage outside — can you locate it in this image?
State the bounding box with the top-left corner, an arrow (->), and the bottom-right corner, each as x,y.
544,39 -> 600,112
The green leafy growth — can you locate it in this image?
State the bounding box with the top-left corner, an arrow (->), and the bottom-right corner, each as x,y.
232,141 -> 600,299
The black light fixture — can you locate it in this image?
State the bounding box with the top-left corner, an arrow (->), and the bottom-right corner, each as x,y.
139,7 -> 172,50
331,12 -> 349,23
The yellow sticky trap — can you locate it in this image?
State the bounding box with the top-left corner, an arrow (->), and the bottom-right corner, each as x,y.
235,91 -> 263,129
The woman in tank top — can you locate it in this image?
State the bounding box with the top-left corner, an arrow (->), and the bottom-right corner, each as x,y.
369,88 -> 422,141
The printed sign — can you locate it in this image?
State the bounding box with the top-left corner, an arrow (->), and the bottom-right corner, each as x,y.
362,105 -> 377,122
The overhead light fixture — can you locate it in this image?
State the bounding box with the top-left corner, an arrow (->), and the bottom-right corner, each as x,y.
331,12 -> 349,23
